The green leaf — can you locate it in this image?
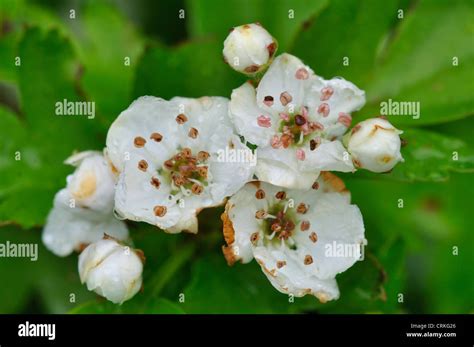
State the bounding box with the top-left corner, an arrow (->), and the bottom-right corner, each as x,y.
343,172 -> 474,313
291,0 -> 401,87
73,1 -> 144,128
0,31 -> 19,83
133,40 -> 244,100
363,0 -> 474,126
187,0 -> 329,51
0,27 -> 103,227
182,254 -> 291,313
0,226 -> 94,313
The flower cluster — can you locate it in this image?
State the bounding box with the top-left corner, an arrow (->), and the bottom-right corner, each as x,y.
43,23 -> 404,305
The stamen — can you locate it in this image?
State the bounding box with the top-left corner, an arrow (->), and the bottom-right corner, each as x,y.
309,122 -> 324,132
309,232 -> 318,243
263,96 -> 274,106
275,191 -> 286,200
188,127 -> 199,139
276,261 -> 286,269
138,160 -> 148,172
134,136 -> 146,148
338,112 -> 352,127
318,103 -> 330,117
300,220 -> 310,231
320,87 -> 334,101
197,166 -> 208,179
164,159 -> 174,170
255,210 -> 276,219
150,132 -> 163,142
250,232 -> 259,245
310,138 -> 321,151
271,223 -> 282,233
257,115 -> 272,128
150,177 -> 161,189
279,112 -> 290,121
191,183 -> 203,195
197,151 -> 210,162
270,135 -> 282,149
295,67 -> 309,80
304,255 -> 313,265
153,205 -> 167,217
296,148 -> 306,161
176,114 -> 188,124
280,91 -> 292,106
297,203 -> 308,214
281,134 -> 292,148
312,181 -> 320,190
255,189 -> 266,199
295,114 -> 306,126
255,210 -> 266,219
181,147 -> 192,158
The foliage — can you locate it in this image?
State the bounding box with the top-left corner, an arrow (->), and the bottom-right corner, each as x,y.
0,0 -> 472,314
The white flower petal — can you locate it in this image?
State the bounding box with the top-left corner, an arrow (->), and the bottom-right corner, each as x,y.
228,53 -> 367,189
78,238 -> 143,304
256,53 -> 314,113
64,151 -> 116,212
223,174 -> 364,301
42,192 -> 128,257
106,96 -> 181,172
108,96 -> 253,233
301,140 -> 354,172
256,146 -> 319,189
42,151 -> 128,256
306,76 -> 366,129
209,135 -> 256,202
254,246 -> 340,301
229,82 -> 275,146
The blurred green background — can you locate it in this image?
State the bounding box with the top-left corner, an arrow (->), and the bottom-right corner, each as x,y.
0,0 -> 473,314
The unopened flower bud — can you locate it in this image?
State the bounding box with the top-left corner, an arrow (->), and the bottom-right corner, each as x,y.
78,238 -> 143,304
223,23 -> 277,75
348,118 -> 403,173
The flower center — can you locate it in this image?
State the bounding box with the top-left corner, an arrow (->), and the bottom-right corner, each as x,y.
273,107 -> 323,149
160,148 -> 210,195
257,202 -> 298,249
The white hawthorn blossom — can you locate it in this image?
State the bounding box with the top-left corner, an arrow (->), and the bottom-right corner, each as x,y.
106,96 -> 254,233
78,237 -> 144,304
223,23 -> 277,74
222,172 -> 366,302
229,53 -> 367,189
347,117 -> 404,172
42,151 -> 128,257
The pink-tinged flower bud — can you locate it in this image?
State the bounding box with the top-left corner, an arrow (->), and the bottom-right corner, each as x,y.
223,23 -> 277,75
348,118 -> 404,173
